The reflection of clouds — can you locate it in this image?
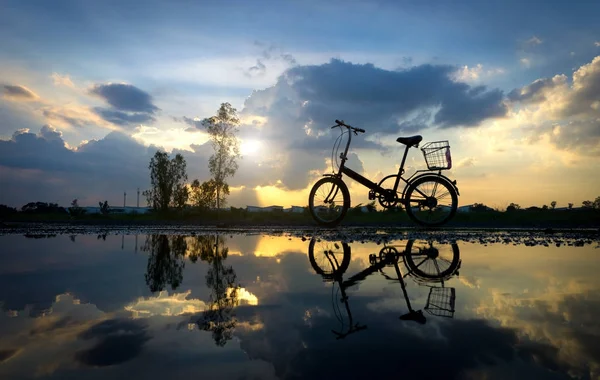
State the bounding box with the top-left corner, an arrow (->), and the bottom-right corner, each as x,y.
458,275 -> 481,289
475,278 -> 600,379
0,292 -> 278,379
232,287 -> 259,306
125,290 -> 207,318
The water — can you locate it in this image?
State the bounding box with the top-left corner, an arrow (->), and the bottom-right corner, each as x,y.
0,232 -> 598,379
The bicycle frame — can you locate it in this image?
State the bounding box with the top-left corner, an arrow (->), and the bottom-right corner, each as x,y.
329,125 -> 447,201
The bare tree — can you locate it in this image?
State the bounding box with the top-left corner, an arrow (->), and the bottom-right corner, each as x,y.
201,103 -> 241,211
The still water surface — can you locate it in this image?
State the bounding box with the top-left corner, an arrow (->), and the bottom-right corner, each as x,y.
0,232 -> 598,379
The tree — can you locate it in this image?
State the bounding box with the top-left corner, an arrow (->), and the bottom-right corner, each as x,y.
582,200 -> 593,208
568,203 -> 573,209
99,200 -> 110,214
550,201 -> 557,209
0,204 -> 17,216
69,199 -> 85,216
202,103 -> 241,210
143,151 -> 188,212
506,203 -> 521,212
193,235 -> 239,346
143,234 -> 187,292
189,179 -> 230,209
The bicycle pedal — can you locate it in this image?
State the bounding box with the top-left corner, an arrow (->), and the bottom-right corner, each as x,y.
368,190 -> 376,200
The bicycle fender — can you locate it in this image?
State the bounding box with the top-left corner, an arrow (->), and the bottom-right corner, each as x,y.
402,173 -> 460,198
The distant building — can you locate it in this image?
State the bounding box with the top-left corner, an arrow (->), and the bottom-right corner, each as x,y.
284,206 -> 305,213
79,206 -> 152,215
246,205 -> 284,213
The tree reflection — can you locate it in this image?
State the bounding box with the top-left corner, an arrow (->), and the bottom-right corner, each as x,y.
191,235 -> 240,347
143,234 -> 187,292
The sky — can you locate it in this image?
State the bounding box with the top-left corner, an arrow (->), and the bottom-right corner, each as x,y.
1,0 -> 599,209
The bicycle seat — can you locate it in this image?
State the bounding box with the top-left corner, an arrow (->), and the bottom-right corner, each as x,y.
396,135 -> 423,147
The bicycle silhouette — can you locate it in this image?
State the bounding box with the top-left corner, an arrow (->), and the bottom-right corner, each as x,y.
307,238 -> 461,339
308,119 -> 460,227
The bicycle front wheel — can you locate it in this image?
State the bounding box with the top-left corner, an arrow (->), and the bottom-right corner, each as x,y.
309,177 -> 350,227
404,240 -> 460,281
308,238 -> 351,280
404,176 -> 457,226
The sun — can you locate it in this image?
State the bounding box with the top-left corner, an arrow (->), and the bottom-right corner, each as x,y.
240,139 -> 262,155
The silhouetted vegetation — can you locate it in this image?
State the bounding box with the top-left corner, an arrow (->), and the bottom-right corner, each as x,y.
0,204 -> 17,216
143,151 -> 188,212
143,234 -> 187,292
69,199 -> 86,216
20,202 -> 68,214
188,235 -> 240,346
582,196 -> 600,209
201,102 -> 241,210
99,200 -> 110,215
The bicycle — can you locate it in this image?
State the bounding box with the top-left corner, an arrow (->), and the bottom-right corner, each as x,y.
307,238 -> 461,332
308,119 -> 460,227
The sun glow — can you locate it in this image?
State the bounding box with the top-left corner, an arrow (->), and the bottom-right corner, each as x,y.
241,139 -> 262,155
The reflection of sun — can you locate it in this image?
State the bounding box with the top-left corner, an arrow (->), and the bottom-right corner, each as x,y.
241,139 -> 262,155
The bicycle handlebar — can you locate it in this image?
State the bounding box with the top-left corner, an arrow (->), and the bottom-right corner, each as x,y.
333,119 -> 366,133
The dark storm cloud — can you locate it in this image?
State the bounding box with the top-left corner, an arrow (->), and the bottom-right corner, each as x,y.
0,127 -> 155,206
75,318 -> 151,367
2,84 -> 38,100
93,107 -> 156,126
284,59 -> 507,131
90,83 -> 159,113
89,83 -> 159,127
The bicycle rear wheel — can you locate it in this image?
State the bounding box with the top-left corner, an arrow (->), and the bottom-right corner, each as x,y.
404,176 -> 457,226
309,177 -> 350,227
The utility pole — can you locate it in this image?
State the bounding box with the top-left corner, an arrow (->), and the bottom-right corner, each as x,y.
124,192 -> 126,207
137,188 -> 140,208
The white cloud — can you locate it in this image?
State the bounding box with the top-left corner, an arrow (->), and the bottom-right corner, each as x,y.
125,290 -> 207,318
525,36 -> 543,46
520,58 -> 532,68
50,73 -> 75,88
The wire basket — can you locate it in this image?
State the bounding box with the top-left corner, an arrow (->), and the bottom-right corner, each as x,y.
424,287 -> 455,318
421,141 -> 452,170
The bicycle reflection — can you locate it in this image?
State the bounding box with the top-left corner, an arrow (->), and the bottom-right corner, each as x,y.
307,238 -> 461,339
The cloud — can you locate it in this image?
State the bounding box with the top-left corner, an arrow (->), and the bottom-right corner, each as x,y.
283,59 -> 507,131
90,83 -> 159,127
456,157 -> 476,168
50,73 -> 75,88
243,41 -> 298,78
520,58 -> 532,68
507,75 -> 568,103
180,116 -> 203,132
90,83 -> 159,113
93,107 -> 156,126
594,42 -> 600,47
0,126 -> 155,206
508,55 -> 600,155
453,64 -> 506,83
525,36 -> 543,46
2,85 -> 39,101
75,318 -> 151,367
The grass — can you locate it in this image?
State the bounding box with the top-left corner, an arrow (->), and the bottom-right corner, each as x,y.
2,207 -> 599,228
